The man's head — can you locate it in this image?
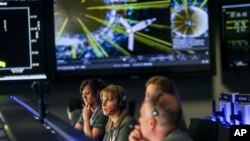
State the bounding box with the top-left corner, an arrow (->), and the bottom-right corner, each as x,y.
139,91 -> 182,141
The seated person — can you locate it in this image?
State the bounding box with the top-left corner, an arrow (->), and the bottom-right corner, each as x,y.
129,91 -> 193,141
67,97 -> 83,126
145,76 -> 187,130
74,78 -> 108,141
100,84 -> 134,141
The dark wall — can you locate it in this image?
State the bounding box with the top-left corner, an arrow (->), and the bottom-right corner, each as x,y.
0,74 -> 213,122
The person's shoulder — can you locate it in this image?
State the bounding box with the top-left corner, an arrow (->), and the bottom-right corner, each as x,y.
164,128 -> 193,141
121,116 -> 136,127
92,106 -> 108,123
95,106 -> 106,116
117,116 -> 134,136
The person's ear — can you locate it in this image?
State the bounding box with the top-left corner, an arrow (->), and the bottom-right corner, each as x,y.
148,117 -> 156,130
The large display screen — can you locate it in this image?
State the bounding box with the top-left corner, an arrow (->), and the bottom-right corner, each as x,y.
0,0 -> 48,81
221,2 -> 250,68
53,0 -> 212,78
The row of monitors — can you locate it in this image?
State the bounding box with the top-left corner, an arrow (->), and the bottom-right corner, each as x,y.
0,0 -> 249,81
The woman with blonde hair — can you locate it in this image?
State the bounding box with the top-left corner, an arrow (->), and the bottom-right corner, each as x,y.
101,84 -> 134,141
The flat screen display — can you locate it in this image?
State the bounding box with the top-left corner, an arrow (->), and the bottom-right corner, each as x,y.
221,3 -> 250,68
53,0 -> 212,78
0,0 -> 48,81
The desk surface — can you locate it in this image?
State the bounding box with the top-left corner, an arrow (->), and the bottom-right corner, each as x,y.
0,95 -> 89,141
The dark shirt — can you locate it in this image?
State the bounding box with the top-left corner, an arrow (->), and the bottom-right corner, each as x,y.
78,106 -> 108,140
102,116 -> 134,141
162,128 -> 193,141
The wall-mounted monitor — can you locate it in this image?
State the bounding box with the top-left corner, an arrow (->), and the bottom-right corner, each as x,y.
52,0 -> 213,79
0,0 -> 48,81
221,2 -> 250,68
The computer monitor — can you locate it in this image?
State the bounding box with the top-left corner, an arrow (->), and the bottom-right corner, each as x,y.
0,0 -> 48,81
51,0 -> 214,79
220,2 -> 250,68
234,94 -> 250,125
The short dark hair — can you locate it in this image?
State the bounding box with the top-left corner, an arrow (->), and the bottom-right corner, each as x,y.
80,78 -> 108,103
80,78 -> 107,93
148,91 -> 182,130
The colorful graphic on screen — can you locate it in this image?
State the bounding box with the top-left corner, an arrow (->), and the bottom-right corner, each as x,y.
54,0 -> 211,75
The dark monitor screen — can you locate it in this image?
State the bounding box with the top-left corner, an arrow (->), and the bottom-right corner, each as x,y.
221,2 -> 250,68
0,0 -> 48,81
53,0 -> 212,78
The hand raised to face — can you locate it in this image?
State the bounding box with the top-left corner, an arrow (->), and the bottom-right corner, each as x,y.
83,105 -> 93,120
129,125 -> 148,141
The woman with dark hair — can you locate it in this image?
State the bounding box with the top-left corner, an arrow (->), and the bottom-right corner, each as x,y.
145,76 -> 180,102
145,76 -> 187,130
101,84 -> 134,141
74,78 -> 108,141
